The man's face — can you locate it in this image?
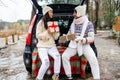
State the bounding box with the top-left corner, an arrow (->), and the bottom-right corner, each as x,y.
73,10 -> 81,19
73,11 -> 78,19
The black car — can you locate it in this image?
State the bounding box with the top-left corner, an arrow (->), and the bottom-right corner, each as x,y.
23,0 -> 97,78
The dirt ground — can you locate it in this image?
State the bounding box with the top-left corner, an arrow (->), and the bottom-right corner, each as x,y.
0,31 -> 120,80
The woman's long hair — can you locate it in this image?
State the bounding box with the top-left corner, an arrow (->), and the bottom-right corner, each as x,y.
42,13 -> 53,30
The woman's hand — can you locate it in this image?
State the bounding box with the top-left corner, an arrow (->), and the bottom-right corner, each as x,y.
47,28 -> 52,34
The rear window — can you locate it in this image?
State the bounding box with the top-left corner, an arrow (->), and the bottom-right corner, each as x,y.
37,0 -> 81,5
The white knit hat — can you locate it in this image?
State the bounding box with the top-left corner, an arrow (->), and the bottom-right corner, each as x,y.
42,5 -> 53,15
75,5 -> 86,17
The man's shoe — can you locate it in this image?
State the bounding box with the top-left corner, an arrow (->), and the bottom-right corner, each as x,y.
52,75 -> 59,80
66,77 -> 73,80
66,79 -> 73,80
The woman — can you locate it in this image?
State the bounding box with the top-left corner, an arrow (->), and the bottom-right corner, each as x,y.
36,5 -> 61,80
62,5 -> 100,80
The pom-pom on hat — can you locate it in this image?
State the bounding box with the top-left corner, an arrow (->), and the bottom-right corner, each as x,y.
75,5 -> 87,17
42,5 -> 53,15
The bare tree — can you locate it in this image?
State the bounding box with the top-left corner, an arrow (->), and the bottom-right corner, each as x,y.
85,0 -> 89,13
94,0 -> 99,34
113,0 -> 120,15
0,0 -> 8,7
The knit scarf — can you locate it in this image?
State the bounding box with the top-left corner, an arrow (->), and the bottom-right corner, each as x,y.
75,15 -> 89,36
69,15 -> 89,56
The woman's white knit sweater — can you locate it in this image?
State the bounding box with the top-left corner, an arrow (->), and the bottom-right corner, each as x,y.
36,20 -> 60,48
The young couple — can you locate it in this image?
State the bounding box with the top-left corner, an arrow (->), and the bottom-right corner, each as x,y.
36,5 -> 100,80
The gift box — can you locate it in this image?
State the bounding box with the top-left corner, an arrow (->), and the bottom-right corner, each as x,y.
47,21 -> 59,33
59,34 -> 76,43
59,35 -> 67,43
67,34 -> 76,40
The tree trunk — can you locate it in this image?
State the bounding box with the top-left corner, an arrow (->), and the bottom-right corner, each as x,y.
81,0 -> 85,5
85,0 -> 89,14
94,0 -> 99,34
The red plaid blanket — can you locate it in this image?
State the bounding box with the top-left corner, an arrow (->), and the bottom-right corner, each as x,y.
32,46 -> 87,78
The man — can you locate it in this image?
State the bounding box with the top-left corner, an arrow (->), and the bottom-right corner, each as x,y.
62,5 -> 100,80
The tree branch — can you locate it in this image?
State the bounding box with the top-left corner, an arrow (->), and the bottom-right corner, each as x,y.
0,0 -> 8,7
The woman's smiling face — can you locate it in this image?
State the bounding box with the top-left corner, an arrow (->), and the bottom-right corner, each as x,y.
48,10 -> 53,18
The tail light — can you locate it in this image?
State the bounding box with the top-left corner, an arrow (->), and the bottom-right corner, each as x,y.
26,14 -> 37,45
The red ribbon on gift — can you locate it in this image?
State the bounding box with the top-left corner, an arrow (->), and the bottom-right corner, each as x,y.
48,21 -> 59,32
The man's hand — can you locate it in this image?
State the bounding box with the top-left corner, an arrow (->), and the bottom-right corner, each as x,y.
75,36 -> 87,44
75,36 -> 83,42
81,38 -> 87,44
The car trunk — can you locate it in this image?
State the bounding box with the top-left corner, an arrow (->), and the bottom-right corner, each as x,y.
48,4 -> 77,14
31,4 -> 78,47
